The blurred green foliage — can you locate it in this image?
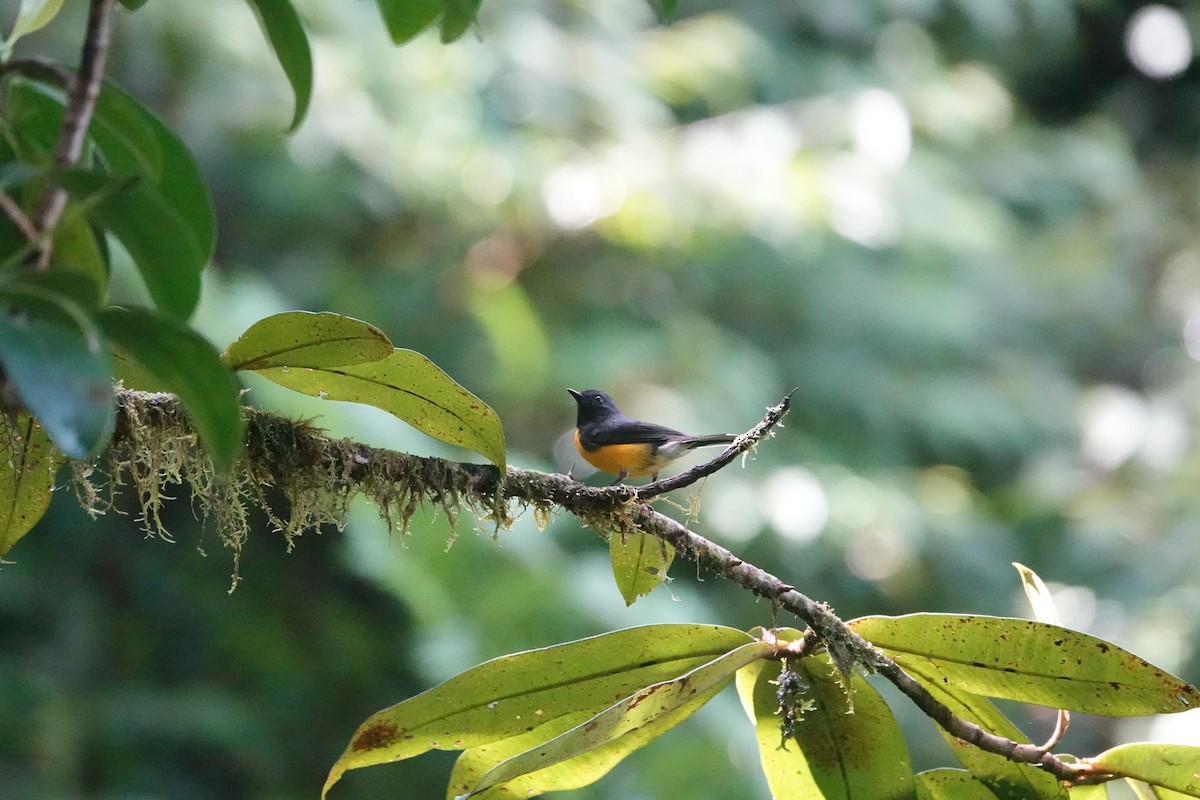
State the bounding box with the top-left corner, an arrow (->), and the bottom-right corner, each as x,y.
4,0 -> 1200,797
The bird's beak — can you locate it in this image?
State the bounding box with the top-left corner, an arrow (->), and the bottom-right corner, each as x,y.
567,388 -> 583,402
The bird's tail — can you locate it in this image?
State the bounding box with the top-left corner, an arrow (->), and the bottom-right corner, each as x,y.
681,433 -> 738,450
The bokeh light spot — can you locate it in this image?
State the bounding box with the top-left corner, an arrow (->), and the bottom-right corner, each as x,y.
763,467 -> 829,542
1125,5 -> 1192,79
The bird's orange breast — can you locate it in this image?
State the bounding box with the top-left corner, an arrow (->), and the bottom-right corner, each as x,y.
574,430 -> 663,477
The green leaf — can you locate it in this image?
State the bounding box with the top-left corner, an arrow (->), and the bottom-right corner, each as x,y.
463,640 -> 769,797
6,0 -> 66,44
646,0 -> 678,24
56,169 -> 204,321
1090,744 -> 1200,796
97,307 -> 244,473
323,624 -> 754,796
375,0 -> 440,44
1065,785 -> 1107,800
851,614 -> 1197,716
222,311 -> 393,371
244,0 -> 313,132
0,412 -> 65,557
901,657 -> 1065,800
92,80 -> 217,267
448,681 -> 725,800
6,77 -> 66,165
439,0 -> 482,43
610,530 -> 673,606
0,287 -> 113,458
49,214 -> 109,306
255,348 -> 506,470
736,641 -> 915,800
117,0 -> 150,9
916,769 -> 1002,800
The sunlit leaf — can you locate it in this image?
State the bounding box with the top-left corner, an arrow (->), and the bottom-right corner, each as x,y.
255,348 -> 506,469
222,311 -> 393,371
1089,744 -> 1200,796
0,287 -> 113,458
323,624 -> 754,796
0,412 -> 65,557
448,681 -> 724,800
736,636 -> 914,800
851,614 -> 1197,715
7,0 -> 66,43
610,530 -> 673,606
374,0 -> 440,44
902,657 -> 1066,800
98,307 -> 244,473
1014,562 -> 1060,625
916,769 -> 1002,800
244,0 -> 313,131
55,169 -> 204,321
463,640 -> 768,797
439,0 -> 482,43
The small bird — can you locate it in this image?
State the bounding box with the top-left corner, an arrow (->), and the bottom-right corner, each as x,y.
568,388 -> 738,482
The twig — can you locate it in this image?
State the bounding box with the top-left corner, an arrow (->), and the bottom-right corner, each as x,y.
30,0 -> 117,265
634,390 -> 792,501
0,192 -> 37,243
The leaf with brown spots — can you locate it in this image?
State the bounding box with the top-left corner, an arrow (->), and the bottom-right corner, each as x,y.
1089,743 -> 1200,796
851,614 -> 1196,716
736,640 -> 915,800
322,624 -> 755,797
0,413 -> 65,557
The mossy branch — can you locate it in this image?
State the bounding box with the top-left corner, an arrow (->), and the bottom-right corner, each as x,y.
88,388 -> 1093,784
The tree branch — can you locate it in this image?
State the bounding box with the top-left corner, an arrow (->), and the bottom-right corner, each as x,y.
30,0 -> 117,263
100,388 -> 1095,784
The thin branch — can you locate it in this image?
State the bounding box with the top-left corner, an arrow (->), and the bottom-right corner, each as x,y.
634,389 -> 793,501
0,191 -> 37,243
102,388 -> 1111,786
30,0 -> 117,263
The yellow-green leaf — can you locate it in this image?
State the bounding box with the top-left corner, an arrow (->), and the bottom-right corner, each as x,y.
222,311 -> 393,371
917,769 -> 1002,800
463,640 -> 769,797
1089,744 -> 1200,796
447,681 -> 724,800
0,412 -> 65,557
256,348 -> 505,470
610,530 -> 673,606
901,657 -> 1065,800
736,640 -> 914,800
324,624 -> 753,796
851,614 -> 1197,716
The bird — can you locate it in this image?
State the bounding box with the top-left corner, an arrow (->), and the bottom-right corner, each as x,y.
568,388 -> 738,482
